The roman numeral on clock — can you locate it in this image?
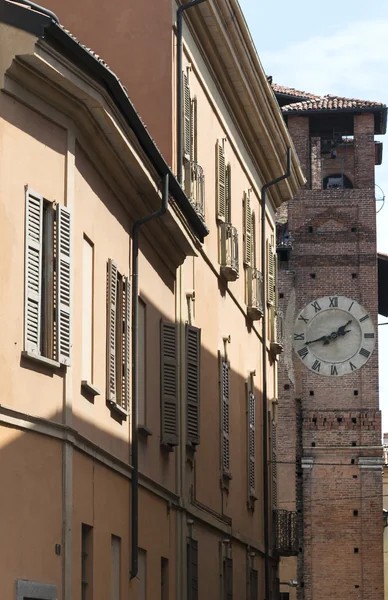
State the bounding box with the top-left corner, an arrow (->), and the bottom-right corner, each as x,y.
359,347 -> 370,358
311,301 -> 321,312
331,365 -> 338,375
349,362 -> 357,371
329,297 -> 338,307
294,333 -> 305,341
298,315 -> 309,324
364,333 -> 374,339
359,314 -> 369,323
298,347 -> 309,360
348,301 -> 354,311
312,360 -> 321,372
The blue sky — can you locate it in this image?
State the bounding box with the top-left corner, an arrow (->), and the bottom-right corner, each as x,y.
238,0 -> 388,432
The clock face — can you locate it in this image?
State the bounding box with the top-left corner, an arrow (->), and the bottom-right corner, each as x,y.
293,296 -> 376,376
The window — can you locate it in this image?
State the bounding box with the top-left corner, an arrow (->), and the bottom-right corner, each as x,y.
267,238 -> 276,306
82,524 -> 93,600
138,548 -> 147,600
243,191 -> 252,267
280,593 -> 290,600
111,535 -> 121,600
138,299 -> 146,426
82,236 -> 94,383
24,188 -> 72,365
249,568 -> 258,600
247,374 -> 256,504
186,324 -> 201,447
160,320 -> 178,447
106,259 -> 130,413
161,557 -> 169,600
223,556 -> 233,600
220,355 -> 231,479
187,538 -> 198,600
183,72 -> 204,219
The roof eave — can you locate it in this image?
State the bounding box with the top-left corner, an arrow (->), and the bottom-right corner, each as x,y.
284,106 -> 387,135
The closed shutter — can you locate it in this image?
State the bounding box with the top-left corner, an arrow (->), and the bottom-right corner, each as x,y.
161,320 -> 179,446
272,421 -> 277,508
243,192 -> 252,266
250,569 -> 258,600
190,97 -> 197,162
107,259 -> 118,402
248,389 -> 255,497
24,190 -> 43,355
122,276 -> 131,411
223,557 -> 233,600
221,358 -> 230,473
187,538 -> 198,600
216,141 -> 226,221
183,73 -> 191,160
225,164 -> 231,223
186,325 -> 201,446
57,204 -> 72,365
267,240 -> 275,306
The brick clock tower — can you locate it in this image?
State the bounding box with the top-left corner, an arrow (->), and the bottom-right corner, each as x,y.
273,85 -> 387,600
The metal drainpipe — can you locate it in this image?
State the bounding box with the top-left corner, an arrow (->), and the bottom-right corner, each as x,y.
177,0 -> 207,184
130,174 -> 169,579
7,0 -> 59,22
261,148 -> 291,600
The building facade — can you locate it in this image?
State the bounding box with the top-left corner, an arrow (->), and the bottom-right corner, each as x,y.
274,83 -> 386,600
0,2 -> 304,600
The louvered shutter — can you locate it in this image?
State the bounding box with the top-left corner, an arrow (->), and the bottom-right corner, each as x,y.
267,240 -> 275,306
250,569 -> 258,600
190,97 -> 197,162
183,73 -> 191,160
187,538 -> 198,600
24,190 -> 43,354
161,321 -> 179,446
248,389 -> 255,497
107,259 -> 117,402
216,142 -> 226,221
221,358 -> 230,473
225,164 -> 231,223
57,205 -> 72,365
223,557 -> 233,600
243,192 -> 252,266
272,421 -> 277,508
122,276 -> 131,412
186,325 -> 201,446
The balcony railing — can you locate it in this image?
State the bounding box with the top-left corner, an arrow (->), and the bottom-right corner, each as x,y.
270,309 -> 284,355
247,267 -> 263,320
220,222 -> 239,281
185,161 -> 205,221
273,509 -> 298,556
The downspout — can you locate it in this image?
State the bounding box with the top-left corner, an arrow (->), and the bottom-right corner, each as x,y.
261,148 -> 291,600
130,173 -> 169,579
177,0 -> 207,184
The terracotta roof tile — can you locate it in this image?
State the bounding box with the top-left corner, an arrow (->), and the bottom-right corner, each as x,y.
281,94 -> 385,113
271,83 -> 319,100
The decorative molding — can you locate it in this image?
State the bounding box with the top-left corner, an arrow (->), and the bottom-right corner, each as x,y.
358,457 -> 384,470
301,457 -> 314,469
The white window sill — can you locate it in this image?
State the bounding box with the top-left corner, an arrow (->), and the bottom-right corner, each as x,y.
22,351 -> 61,370
81,380 -> 101,397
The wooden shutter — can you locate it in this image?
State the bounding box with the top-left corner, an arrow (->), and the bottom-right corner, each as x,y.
24,189 -> 43,355
248,387 -> 255,497
250,569 -> 258,600
225,164 -> 231,223
243,192 -> 252,266
216,141 -> 226,221
183,73 -> 191,160
190,97 -> 197,162
186,325 -> 201,446
161,320 -> 178,446
57,204 -> 72,365
267,240 -> 275,306
223,557 -> 233,600
187,538 -> 198,600
122,276 -> 131,411
221,358 -> 230,473
107,259 -> 118,402
272,421 -> 277,508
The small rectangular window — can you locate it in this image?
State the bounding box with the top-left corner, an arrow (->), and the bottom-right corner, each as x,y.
138,548 -> 147,600
161,557 -> 169,600
82,236 -> 94,382
24,189 -> 73,365
82,524 -> 93,600
111,535 -> 121,600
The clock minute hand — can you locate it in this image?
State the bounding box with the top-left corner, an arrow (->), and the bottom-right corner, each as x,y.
306,335 -> 329,346
337,320 -> 352,337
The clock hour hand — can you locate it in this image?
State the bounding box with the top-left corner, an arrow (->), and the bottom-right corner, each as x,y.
336,320 -> 352,337
306,335 -> 329,346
